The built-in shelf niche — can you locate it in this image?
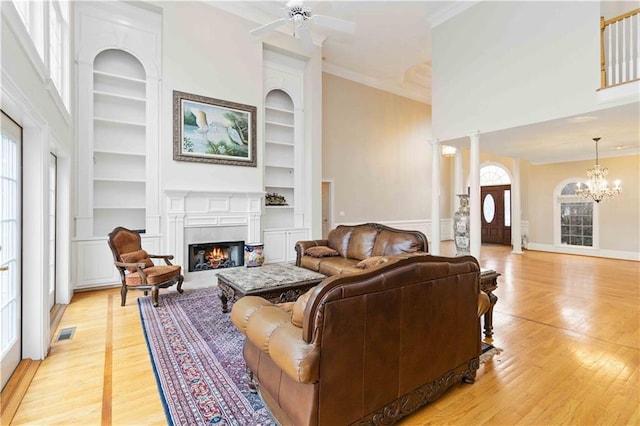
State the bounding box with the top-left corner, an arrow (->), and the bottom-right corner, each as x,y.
264,89 -> 295,230
92,49 -> 147,236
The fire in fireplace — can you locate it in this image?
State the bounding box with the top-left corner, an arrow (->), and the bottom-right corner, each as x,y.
188,241 -> 244,272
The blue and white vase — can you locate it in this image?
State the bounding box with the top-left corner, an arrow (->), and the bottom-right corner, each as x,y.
244,243 -> 265,267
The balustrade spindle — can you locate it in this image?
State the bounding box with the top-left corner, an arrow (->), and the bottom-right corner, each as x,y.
629,17 -> 634,80
637,13 -> 640,79
601,8 -> 640,88
615,21 -> 620,84
622,18 -> 627,82
607,25 -> 613,86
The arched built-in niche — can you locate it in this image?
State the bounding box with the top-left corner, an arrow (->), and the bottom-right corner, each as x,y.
92,49 -> 147,236
264,89 -> 295,230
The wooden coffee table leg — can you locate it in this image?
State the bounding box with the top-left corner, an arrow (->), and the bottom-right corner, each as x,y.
217,281 -> 236,313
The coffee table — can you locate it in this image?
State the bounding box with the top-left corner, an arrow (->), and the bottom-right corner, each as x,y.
480,268 -> 500,338
216,263 -> 327,313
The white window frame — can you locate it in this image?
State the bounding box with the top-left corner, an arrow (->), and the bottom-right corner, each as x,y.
48,0 -> 70,108
553,178 -> 599,250
480,163 -> 511,186
7,1 -> 70,117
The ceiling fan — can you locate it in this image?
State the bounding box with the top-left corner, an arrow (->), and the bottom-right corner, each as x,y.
250,0 -> 356,52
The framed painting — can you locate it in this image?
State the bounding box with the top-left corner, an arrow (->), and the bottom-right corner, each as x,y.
173,90 -> 257,167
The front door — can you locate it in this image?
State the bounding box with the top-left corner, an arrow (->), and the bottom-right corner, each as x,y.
1,111 -> 22,390
481,184 -> 511,245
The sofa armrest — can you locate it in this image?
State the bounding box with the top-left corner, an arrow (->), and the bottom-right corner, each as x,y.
231,296 -> 320,384
294,239 -> 330,266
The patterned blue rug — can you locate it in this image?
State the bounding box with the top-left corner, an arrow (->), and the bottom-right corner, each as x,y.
138,287 -> 277,425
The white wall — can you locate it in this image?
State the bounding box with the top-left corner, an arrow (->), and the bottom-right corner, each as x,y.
1,3 -> 74,359
155,1 -> 323,240
158,1 -> 264,194
432,1 -> 603,141
322,73 -> 434,225
526,155 -> 639,258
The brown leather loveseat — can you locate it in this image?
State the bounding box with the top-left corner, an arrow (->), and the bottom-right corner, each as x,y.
231,254 -> 483,425
295,223 -> 428,276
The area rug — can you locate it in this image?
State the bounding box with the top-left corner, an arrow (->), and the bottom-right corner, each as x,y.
138,287 -> 277,425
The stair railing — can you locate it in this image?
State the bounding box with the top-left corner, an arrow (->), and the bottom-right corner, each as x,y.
600,8 -> 640,88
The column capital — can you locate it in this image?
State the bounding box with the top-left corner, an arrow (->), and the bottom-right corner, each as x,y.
468,131 -> 481,142
429,138 -> 440,146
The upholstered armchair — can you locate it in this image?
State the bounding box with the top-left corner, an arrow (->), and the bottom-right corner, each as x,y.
107,227 -> 184,307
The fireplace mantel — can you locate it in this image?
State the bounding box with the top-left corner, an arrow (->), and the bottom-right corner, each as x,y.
165,190 -> 263,274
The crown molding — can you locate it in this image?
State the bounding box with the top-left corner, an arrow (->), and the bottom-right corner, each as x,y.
322,63 -> 431,105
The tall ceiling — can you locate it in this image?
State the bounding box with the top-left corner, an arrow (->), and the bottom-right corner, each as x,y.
209,1 -> 640,165
210,1 -> 470,103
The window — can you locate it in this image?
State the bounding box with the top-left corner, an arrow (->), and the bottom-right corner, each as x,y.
14,1 -> 30,29
557,182 -> 595,248
480,165 -> 510,186
10,0 -> 69,109
48,0 -> 69,102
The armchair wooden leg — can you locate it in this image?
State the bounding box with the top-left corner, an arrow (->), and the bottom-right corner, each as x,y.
151,287 -> 159,307
177,276 -> 184,294
121,285 -> 128,306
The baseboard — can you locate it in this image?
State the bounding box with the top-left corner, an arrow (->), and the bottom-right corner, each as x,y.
49,303 -> 68,341
527,243 -> 640,261
0,358 -> 41,425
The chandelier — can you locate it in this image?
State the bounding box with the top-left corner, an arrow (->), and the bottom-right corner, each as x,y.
575,137 -> 622,203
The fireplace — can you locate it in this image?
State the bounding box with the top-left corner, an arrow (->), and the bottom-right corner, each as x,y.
188,241 -> 244,272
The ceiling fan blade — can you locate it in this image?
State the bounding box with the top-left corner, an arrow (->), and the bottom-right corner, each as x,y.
250,18 -> 288,36
297,23 -> 315,53
311,14 -> 356,34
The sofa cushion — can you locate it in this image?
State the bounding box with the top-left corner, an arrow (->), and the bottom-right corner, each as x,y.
246,306 -> 292,353
318,258 -> 362,276
346,226 -> 380,260
231,296 -> 274,335
371,230 -> 423,256
356,256 -> 390,270
292,288 -> 314,327
327,226 -> 353,257
304,246 -> 339,258
120,249 -> 154,272
300,256 -> 322,272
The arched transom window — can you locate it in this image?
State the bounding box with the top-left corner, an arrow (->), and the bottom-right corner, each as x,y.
480,165 -> 510,186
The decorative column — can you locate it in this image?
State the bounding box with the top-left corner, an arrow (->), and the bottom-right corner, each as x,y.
453,147 -> 464,220
469,132 -> 481,260
165,191 -> 188,267
454,147 -> 464,195
430,139 -> 441,255
511,158 -> 523,254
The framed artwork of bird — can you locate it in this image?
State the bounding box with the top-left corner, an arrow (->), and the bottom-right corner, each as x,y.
173,90 -> 257,167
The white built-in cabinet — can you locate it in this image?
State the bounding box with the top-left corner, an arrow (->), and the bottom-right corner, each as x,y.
73,2 -> 161,289
263,50 -> 309,263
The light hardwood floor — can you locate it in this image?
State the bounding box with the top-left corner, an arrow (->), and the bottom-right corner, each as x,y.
8,243 -> 640,425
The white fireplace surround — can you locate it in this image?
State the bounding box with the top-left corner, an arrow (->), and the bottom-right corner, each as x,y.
165,190 -> 263,281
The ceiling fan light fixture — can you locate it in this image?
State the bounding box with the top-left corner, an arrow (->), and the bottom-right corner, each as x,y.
250,0 -> 355,53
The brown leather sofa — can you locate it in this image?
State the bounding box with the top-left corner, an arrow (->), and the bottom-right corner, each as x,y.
295,223 -> 428,276
231,254 -> 483,426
